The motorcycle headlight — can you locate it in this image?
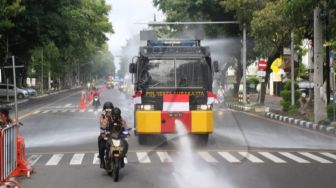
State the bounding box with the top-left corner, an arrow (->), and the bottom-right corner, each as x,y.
137,104 -> 154,111
112,139 -> 121,147
197,104 -> 212,110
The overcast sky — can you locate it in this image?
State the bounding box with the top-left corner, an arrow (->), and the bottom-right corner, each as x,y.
106,0 -> 164,67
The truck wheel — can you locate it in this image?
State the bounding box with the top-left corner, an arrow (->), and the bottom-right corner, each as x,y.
138,134 -> 147,145
195,134 -> 209,146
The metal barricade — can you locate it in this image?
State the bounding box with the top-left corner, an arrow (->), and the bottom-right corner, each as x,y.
0,124 -> 17,182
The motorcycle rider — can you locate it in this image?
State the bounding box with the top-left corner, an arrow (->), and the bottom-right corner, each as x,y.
108,107 -> 129,168
0,105 -> 12,129
98,101 -> 114,168
92,87 -> 101,106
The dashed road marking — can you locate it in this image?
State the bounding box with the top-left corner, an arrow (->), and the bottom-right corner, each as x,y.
239,152 -> 264,163
198,151 -> 218,163
70,153 -> 85,165
320,152 -> 336,160
136,152 -> 151,163
93,153 -> 99,165
259,152 -> 286,163
218,152 -> 240,163
299,152 -> 332,164
157,152 -> 173,163
279,152 -> 310,163
28,154 -> 42,166
46,154 -> 64,166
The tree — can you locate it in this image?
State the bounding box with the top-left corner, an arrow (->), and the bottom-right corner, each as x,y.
0,0 -> 114,88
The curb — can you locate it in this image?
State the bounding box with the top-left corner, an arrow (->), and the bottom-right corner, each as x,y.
265,112 -> 336,136
225,102 -> 252,111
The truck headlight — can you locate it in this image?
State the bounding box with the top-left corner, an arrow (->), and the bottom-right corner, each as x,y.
197,104 -> 212,110
137,104 -> 154,111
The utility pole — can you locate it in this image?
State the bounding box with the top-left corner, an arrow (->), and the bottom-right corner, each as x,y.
243,24 -> 247,103
41,48 -> 44,95
291,32 -> 295,105
325,7 -> 330,104
314,7 -> 327,122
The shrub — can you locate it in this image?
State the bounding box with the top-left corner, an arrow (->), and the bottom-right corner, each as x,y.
280,81 -> 301,112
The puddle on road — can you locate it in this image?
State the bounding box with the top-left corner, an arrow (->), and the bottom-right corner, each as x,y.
171,120 -> 233,188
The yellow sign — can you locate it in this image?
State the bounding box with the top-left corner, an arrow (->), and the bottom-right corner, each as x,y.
271,57 -> 282,73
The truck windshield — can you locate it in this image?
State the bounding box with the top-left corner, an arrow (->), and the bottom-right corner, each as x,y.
139,59 -> 210,88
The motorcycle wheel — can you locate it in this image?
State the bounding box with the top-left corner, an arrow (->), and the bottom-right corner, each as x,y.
112,159 -> 119,182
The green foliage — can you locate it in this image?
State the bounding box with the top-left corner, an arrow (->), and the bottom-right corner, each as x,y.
0,0 -> 114,86
280,81 -> 301,112
327,103 -> 336,121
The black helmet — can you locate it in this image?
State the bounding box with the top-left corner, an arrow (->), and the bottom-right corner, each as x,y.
112,107 -> 121,117
103,101 -> 114,111
0,105 -> 11,117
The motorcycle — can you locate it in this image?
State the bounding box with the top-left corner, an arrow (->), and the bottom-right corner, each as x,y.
92,95 -> 100,108
104,123 -> 130,182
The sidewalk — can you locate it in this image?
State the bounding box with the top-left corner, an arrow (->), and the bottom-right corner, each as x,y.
249,93 -> 282,111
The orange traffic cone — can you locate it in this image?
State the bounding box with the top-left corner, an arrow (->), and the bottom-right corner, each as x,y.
12,136 -> 33,177
79,92 -> 87,110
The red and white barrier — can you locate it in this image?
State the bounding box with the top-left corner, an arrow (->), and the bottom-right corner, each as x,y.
1,123 -> 32,187
0,124 -> 18,186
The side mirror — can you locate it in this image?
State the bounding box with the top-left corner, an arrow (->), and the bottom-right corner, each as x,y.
129,63 -> 136,74
213,61 -> 219,72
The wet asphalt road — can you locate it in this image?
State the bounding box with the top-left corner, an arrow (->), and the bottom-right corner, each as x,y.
15,86 -> 336,188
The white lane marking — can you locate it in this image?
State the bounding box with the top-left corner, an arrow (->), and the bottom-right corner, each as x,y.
157,152 -> 173,163
198,151 -> 218,163
320,152 -> 336,160
218,152 -> 240,163
93,153 -> 100,165
64,103 -> 72,107
52,109 -> 58,113
70,153 -> 85,165
61,109 -> 68,113
46,154 -> 64,166
259,152 -> 286,163
42,110 -> 50,114
32,110 -> 40,114
69,109 -> 76,113
136,152 -> 151,163
124,157 -> 128,164
239,152 -> 264,163
79,109 -> 85,112
299,152 -> 332,163
88,109 -> 94,112
97,109 -> 103,112
279,152 -> 310,163
28,155 -> 42,166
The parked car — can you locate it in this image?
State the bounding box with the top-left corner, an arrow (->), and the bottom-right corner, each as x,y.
22,87 -> 37,96
0,84 -> 29,99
